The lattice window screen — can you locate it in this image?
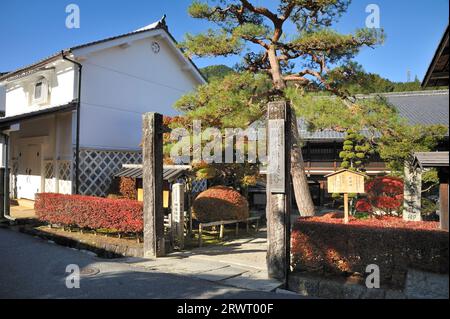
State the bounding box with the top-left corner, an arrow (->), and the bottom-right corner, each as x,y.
44,161 -> 56,193
10,160 -> 18,199
58,161 -> 72,195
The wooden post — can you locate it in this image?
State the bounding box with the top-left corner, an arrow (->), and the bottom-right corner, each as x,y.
266,101 -> 292,281
344,193 -> 349,224
219,224 -> 224,239
198,224 -> 203,247
142,113 -> 165,258
235,222 -> 239,236
439,168 -> 449,231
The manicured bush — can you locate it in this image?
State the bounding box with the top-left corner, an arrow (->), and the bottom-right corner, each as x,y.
35,193 -> 143,233
192,186 -> 249,223
291,214 -> 448,289
119,177 -> 137,200
356,176 -> 404,216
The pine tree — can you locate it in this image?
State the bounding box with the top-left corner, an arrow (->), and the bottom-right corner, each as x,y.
339,130 -> 373,171
177,0 -> 384,216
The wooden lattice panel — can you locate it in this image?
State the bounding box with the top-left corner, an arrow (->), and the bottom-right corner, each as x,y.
58,161 -> 72,195
10,160 -> 18,199
44,161 -> 56,193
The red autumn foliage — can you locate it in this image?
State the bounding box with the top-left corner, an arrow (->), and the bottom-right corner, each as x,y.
193,186 -> 249,222
119,177 -> 137,200
355,199 -> 372,213
291,214 -> 448,289
356,176 -> 404,215
35,193 -> 143,233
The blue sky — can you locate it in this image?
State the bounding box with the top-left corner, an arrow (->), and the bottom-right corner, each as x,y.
0,0 -> 448,82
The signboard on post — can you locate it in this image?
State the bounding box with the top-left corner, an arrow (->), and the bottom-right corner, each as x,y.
326,169 -> 366,223
403,164 -> 422,222
171,183 -> 185,249
266,101 -> 291,283
268,119 -> 285,193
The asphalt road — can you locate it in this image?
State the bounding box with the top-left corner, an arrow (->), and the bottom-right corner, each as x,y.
0,228 -> 295,299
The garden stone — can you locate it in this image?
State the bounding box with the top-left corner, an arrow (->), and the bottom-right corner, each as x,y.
318,280 -> 344,299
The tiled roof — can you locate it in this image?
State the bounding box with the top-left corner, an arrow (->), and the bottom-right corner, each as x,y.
115,164 -> 191,182
298,118 -> 347,140
413,151 -> 449,168
422,25 -> 449,88
385,90 -> 449,127
302,90 -> 449,141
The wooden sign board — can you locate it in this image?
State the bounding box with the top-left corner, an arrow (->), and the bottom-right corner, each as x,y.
326,170 -> 366,194
267,119 -> 285,193
171,183 -> 185,249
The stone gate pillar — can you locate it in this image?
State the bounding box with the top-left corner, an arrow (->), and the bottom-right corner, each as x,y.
403,162 -> 422,222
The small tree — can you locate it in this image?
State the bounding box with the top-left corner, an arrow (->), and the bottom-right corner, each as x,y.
339,129 -> 373,171
356,176 -> 404,217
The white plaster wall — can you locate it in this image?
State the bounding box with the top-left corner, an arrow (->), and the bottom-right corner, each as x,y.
77,35 -> 201,150
4,61 -> 76,117
0,85 -> 5,114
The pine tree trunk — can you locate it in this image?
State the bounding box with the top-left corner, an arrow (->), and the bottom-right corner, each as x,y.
268,45 -> 316,216
289,111 -> 316,216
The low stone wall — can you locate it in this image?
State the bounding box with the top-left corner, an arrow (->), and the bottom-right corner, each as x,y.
288,270 -> 449,299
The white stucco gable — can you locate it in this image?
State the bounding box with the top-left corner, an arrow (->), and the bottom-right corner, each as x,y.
70,15 -> 206,86
65,17 -> 206,150
1,17 -> 206,151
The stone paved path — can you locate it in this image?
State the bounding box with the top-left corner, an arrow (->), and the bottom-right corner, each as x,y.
123,230 -> 284,292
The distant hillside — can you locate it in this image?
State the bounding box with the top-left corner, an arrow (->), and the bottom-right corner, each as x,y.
200,65 -> 235,81
200,64 -> 447,93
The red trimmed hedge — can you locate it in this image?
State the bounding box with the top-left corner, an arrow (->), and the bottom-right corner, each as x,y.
35,193 -> 143,233
291,214 -> 448,289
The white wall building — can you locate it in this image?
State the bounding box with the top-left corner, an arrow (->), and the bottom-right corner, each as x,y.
0,17 -> 205,201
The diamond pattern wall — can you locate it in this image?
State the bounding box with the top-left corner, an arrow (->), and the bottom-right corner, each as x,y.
77,149 -> 142,197
192,179 -> 207,194
10,160 -> 18,199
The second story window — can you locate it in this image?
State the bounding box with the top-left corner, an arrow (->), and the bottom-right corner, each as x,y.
31,77 -> 49,106
34,82 -> 43,99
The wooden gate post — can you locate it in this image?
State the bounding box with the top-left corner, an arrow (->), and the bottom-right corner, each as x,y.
439,168 -> 449,231
142,112 -> 165,258
266,101 -> 292,281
